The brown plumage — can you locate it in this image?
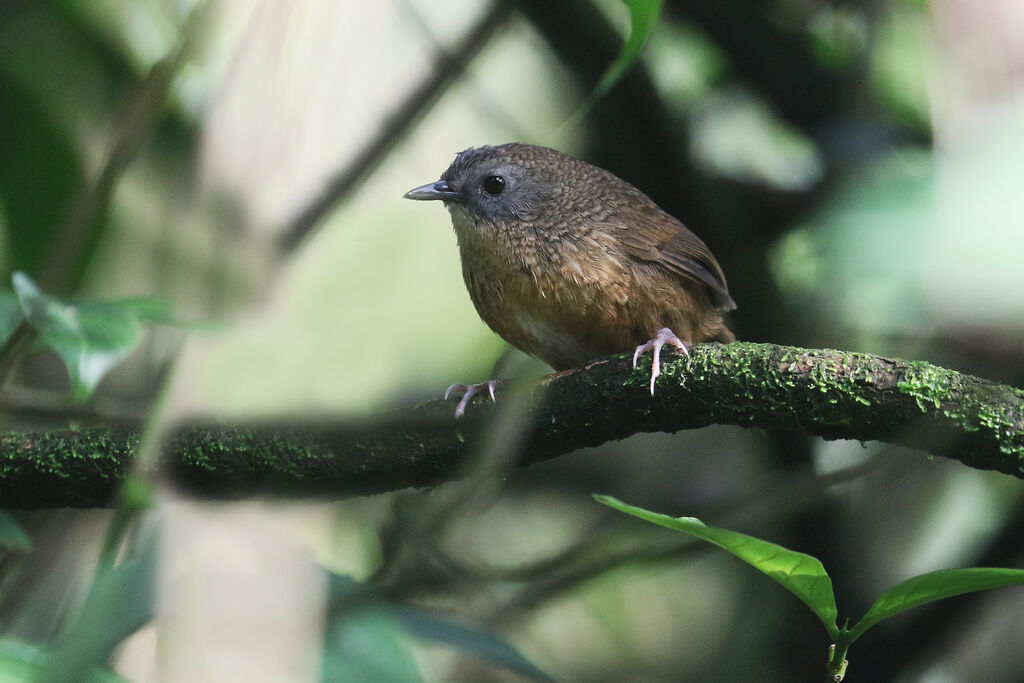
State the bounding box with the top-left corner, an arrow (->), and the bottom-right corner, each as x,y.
405,143 -> 735,413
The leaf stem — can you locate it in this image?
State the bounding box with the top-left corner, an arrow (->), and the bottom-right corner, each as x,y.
826,638 -> 851,681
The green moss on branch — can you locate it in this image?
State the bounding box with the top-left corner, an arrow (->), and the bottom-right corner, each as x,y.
0,343 -> 1021,507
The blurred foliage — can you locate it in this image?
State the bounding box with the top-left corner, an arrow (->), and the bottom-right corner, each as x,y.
7,273 -> 174,401
772,150 -> 935,349
0,0 -> 1022,681
36,530 -> 156,683
564,0 -> 663,126
322,575 -> 554,683
0,513 -> 30,552
0,638 -> 128,683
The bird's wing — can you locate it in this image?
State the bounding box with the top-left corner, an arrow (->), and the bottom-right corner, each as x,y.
611,205 -> 737,311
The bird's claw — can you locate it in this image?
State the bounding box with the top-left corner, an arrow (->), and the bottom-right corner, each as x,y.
632,327 -> 689,395
445,379 -> 499,418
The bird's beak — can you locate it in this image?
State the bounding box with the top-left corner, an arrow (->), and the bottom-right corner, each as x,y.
403,180 -> 459,201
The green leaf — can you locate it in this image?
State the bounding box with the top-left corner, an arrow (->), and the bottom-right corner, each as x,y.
594,494 -> 840,640
848,567 -> 1024,642
13,272 -> 142,401
36,533 -> 156,683
0,638 -> 128,683
398,606 -> 555,683
323,576 -> 553,683
594,0 -> 664,101
564,0 -> 664,125
0,512 -> 31,552
0,293 -> 25,349
322,576 -> 423,683
111,297 -> 177,324
323,608 -> 424,683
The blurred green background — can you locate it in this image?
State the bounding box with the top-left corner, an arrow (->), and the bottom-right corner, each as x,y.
1,0 -> 1023,681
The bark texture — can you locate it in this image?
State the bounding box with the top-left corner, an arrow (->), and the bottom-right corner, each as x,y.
1,343 -> 1021,507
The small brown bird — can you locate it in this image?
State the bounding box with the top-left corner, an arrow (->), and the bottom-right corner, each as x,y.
405,143 -> 735,416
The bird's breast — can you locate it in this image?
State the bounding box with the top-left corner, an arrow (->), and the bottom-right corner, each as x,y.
453,218 -> 637,369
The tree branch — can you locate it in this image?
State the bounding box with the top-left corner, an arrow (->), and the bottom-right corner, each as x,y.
1,343 -> 1021,508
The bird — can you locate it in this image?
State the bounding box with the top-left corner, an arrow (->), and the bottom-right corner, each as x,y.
404,143 -> 735,416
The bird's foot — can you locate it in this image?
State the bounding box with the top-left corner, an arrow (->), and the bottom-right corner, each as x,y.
444,379 -> 500,418
632,328 -> 689,395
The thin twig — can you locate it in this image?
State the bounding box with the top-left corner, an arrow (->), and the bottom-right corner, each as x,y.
38,1 -> 212,295
278,1 -> 513,253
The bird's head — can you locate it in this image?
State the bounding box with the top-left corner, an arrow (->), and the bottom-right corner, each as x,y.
404,143 -> 583,232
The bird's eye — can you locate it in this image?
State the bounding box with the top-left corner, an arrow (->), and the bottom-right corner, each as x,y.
482,175 -> 506,196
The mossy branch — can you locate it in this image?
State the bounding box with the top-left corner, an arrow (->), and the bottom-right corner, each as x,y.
1,342 -> 1022,508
